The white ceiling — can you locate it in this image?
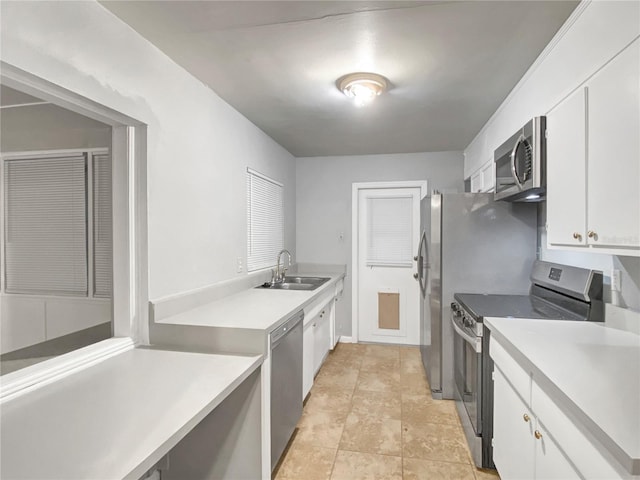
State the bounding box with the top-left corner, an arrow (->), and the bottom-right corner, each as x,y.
100,1 -> 578,157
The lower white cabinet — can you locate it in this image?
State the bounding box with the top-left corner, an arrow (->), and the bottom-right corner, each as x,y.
302,297 -> 336,399
493,367 -> 579,480
313,302 -> 332,375
491,337 -> 625,479
302,319 -> 315,399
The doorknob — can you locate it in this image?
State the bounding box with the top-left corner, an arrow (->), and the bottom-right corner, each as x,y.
413,273 -> 419,279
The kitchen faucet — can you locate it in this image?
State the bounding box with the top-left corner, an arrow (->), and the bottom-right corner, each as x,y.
272,249 -> 292,285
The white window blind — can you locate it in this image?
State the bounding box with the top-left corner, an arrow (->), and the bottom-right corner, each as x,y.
92,153 -> 112,298
4,155 -> 88,295
247,169 -> 284,272
367,196 -> 413,267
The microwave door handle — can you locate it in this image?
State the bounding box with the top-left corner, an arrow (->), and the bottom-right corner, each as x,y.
510,134 -> 526,190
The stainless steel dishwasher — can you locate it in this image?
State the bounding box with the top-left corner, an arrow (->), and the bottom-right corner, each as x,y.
270,310 -> 303,471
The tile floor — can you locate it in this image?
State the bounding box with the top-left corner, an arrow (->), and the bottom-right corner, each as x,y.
274,343 -> 501,480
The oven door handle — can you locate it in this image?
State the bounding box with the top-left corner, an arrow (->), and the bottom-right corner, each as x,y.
451,316 -> 482,354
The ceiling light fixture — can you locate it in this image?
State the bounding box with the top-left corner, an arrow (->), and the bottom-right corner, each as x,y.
337,72 -> 389,107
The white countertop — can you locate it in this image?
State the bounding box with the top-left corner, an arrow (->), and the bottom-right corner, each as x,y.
156,272 -> 344,332
485,317 -> 640,474
0,348 -> 263,480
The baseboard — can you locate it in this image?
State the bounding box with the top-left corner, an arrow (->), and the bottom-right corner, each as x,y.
338,336 -> 354,343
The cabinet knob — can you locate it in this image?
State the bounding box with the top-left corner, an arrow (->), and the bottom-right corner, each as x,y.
312,323 -> 317,327
588,230 -> 597,240
534,430 -> 542,440
523,414 -> 530,423
572,232 -> 582,241
413,273 -> 419,279
414,255 -> 418,261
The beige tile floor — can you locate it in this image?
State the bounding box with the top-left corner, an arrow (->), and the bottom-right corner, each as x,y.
274,343 -> 501,480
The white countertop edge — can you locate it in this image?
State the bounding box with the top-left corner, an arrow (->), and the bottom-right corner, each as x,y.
155,272 -> 346,334
0,337 -> 135,403
484,317 -> 639,475
1,348 -> 264,480
125,349 -> 264,480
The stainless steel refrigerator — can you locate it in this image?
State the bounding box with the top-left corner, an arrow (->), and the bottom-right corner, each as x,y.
417,193 -> 537,399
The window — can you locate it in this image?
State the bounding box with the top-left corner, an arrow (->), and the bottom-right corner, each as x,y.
2,151 -> 112,297
366,196 -> 413,267
246,168 -> 283,272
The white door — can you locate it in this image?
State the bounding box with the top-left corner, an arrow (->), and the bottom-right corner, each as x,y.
357,187 -> 421,345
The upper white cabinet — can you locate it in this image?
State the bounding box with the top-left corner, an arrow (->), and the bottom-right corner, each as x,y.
469,158 -> 495,193
587,39 -> 640,250
546,38 -> 640,256
546,87 -> 587,246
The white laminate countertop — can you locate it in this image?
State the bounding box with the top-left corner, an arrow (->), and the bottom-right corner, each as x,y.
0,348 -> 263,480
485,317 -> 640,475
156,272 -> 344,332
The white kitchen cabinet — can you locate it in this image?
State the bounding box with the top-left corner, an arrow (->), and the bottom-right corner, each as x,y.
493,367 -> 535,479
546,38 -> 640,255
546,86 -> 587,246
493,367 -> 579,480
468,158 -> 495,193
302,319 -> 314,399
313,302 -> 331,375
587,39 -> 640,250
491,334 -> 625,479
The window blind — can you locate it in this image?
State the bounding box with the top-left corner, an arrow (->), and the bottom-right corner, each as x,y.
92,153 -> 112,298
366,196 -> 413,267
4,155 -> 88,295
247,169 -> 284,272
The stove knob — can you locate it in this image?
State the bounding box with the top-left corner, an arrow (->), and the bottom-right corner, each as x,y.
450,302 -> 458,311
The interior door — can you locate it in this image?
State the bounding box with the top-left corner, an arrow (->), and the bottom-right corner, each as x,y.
357,187 -> 421,345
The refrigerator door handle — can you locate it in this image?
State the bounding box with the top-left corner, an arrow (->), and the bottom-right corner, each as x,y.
417,230 -> 427,296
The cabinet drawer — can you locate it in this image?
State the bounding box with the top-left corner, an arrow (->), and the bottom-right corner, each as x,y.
532,380 -> 623,479
490,337 -> 532,406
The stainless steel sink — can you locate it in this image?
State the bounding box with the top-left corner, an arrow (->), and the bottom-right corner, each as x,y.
257,276 -> 330,291
283,276 -> 329,285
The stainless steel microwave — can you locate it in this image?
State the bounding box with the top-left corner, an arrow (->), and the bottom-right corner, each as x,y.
494,117 -> 546,202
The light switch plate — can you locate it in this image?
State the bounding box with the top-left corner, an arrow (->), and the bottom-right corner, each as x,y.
236,257 -> 243,273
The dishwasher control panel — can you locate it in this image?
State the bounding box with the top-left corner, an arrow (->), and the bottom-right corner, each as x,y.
271,310 -> 304,345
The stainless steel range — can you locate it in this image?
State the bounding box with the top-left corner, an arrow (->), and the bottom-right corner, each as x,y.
451,260 -> 603,469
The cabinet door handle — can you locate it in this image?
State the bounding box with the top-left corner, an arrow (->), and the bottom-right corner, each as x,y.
523,414 -> 530,422
572,232 -> 582,241
534,430 -> 542,440
588,230 -> 597,240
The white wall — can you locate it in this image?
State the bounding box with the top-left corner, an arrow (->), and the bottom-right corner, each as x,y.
1,103 -> 111,152
296,151 -> 464,336
0,1 -> 296,301
463,1 -> 640,310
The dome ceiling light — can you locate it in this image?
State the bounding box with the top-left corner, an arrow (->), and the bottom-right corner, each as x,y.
337,72 -> 390,107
